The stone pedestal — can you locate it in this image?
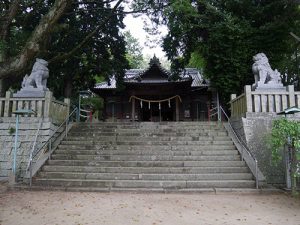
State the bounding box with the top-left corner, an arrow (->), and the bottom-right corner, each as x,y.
13,87 -> 46,98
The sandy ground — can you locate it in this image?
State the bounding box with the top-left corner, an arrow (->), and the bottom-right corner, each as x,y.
0,187 -> 300,225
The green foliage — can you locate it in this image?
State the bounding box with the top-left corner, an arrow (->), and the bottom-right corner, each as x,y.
124,31 -> 144,69
8,126 -> 15,135
81,96 -> 104,120
271,118 -> 300,163
270,117 -> 300,193
187,51 -> 206,70
137,0 -> 300,103
1,0 -> 129,98
81,97 -> 103,111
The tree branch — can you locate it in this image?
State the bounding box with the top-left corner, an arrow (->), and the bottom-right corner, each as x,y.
0,0 -> 20,40
48,0 -> 124,64
0,0 -> 73,79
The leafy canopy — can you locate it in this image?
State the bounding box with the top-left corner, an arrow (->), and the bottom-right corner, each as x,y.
135,0 -> 300,102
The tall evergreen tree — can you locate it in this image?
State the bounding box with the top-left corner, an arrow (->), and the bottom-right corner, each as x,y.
135,0 -> 300,102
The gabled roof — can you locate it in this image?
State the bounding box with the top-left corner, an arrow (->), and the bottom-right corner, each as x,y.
93,57 -> 209,90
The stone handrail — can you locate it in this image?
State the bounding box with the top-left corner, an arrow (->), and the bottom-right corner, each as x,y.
230,85 -> 297,117
0,91 -> 70,123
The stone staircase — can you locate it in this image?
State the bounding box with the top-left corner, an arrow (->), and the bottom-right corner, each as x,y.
32,122 -> 255,191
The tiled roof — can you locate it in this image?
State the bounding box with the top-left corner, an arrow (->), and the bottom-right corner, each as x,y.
94,68 -> 209,90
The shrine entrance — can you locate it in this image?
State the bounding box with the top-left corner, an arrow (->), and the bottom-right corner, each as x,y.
141,101 -> 175,121
130,95 -> 181,122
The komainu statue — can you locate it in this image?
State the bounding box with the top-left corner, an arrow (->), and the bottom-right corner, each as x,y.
13,58 -> 49,97
252,53 -> 283,90
23,58 -> 49,91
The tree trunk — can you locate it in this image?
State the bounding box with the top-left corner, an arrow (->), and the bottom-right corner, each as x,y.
0,0 -> 73,79
64,78 -> 73,98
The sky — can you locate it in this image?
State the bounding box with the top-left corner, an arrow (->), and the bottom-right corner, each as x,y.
123,14 -> 168,58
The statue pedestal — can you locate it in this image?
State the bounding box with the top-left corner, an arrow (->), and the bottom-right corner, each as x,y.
13,87 -> 46,98
253,83 -> 285,92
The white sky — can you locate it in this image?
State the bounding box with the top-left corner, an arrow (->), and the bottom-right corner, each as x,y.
123,14 -> 168,58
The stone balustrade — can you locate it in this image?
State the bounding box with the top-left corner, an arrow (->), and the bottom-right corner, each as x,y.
0,91 -> 70,180
0,91 -> 70,124
230,85 -> 298,117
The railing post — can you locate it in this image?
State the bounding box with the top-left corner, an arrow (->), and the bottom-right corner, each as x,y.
64,98 -> 71,119
175,97 -> 179,122
65,119 -> 68,138
49,139 -> 52,154
4,91 -> 12,117
217,92 -> 221,122
131,98 -> 135,122
255,160 -> 259,189
287,85 -> 295,107
244,85 -> 252,113
29,160 -> 32,187
44,91 -> 53,118
230,94 -> 236,118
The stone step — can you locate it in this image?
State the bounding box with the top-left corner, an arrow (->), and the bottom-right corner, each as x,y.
38,172 -> 253,181
65,136 -> 231,142
54,149 -> 239,156
75,121 -> 221,125
50,154 -> 241,161
42,165 -> 250,174
60,140 -> 234,146
34,179 -> 255,188
57,145 -> 236,151
67,131 -> 229,137
69,128 -> 226,133
32,121 -> 254,190
74,122 -> 221,128
47,160 -> 246,167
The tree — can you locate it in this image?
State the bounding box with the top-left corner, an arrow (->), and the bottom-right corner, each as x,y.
124,31 -> 144,69
0,0 -> 129,97
135,0 -> 300,103
270,118 -> 300,195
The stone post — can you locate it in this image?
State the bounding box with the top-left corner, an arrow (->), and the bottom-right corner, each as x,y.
230,94 -> 237,101
244,85 -> 253,113
44,91 -> 53,118
4,91 -> 12,117
64,98 -> 71,118
287,85 -> 295,107
230,94 -> 237,117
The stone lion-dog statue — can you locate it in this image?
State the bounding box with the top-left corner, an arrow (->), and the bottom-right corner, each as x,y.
252,53 -> 282,89
22,58 -> 49,91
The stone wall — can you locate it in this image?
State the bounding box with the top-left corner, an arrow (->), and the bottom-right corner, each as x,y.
231,113 -> 300,185
0,117 -> 58,181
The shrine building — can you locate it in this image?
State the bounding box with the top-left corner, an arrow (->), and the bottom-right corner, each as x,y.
92,56 -> 217,122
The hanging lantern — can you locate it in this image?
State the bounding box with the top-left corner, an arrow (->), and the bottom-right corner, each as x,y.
159,102 -> 161,110
168,99 -> 171,108
148,101 -> 151,109
140,100 -> 143,108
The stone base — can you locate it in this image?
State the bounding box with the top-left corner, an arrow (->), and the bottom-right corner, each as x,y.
254,84 -> 285,92
13,89 -> 46,98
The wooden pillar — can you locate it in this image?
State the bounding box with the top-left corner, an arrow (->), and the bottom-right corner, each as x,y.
131,98 -> 135,122
176,97 -> 179,121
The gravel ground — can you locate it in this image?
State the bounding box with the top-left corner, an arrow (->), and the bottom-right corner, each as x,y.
0,186 -> 300,225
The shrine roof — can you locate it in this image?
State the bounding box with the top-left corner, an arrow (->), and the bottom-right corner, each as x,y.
94,57 -> 209,90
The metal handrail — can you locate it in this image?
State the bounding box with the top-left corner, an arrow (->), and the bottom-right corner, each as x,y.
219,106 -> 259,189
27,108 -> 78,186
26,119 -> 42,172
